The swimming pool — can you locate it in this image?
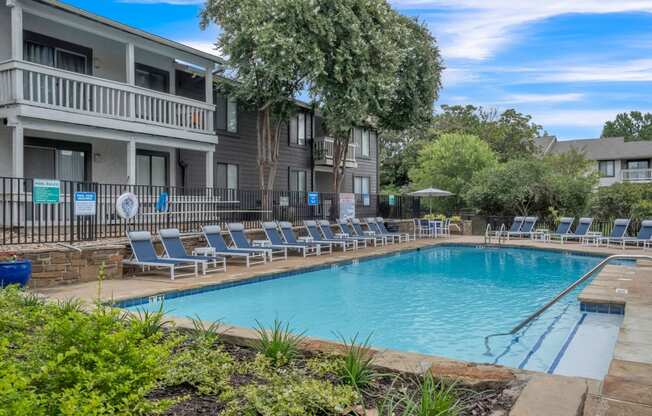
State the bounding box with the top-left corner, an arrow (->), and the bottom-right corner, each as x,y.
124,245 -> 621,374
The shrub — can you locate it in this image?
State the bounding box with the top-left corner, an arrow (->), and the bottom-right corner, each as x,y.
338,333 -> 377,389
591,182 -> 652,220
254,319 -> 305,367
378,373 -> 460,416
130,303 -> 172,338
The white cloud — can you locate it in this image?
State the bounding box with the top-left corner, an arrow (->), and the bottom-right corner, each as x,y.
119,0 -> 203,4
180,40 -> 223,58
532,59 -> 652,83
391,1 -> 652,60
532,109 -> 632,127
441,67 -> 479,87
499,93 -> 585,104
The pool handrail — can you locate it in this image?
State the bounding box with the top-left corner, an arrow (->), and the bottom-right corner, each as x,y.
485,253 -> 652,355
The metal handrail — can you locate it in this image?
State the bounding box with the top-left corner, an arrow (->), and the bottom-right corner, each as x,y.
484,254 -> 652,355
484,223 -> 492,244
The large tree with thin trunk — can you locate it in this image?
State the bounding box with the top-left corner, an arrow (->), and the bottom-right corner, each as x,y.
200,0 -> 321,191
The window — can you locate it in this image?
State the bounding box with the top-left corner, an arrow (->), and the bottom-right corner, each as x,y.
23,138 -> 90,182
290,170 -> 307,192
352,127 -> 371,158
353,176 -> 370,195
23,31 -> 91,75
289,111 -> 313,145
598,160 -> 615,177
136,150 -> 168,187
626,160 -> 650,170
135,63 -> 169,93
176,70 -> 205,101
216,163 -> 238,189
214,93 -> 238,133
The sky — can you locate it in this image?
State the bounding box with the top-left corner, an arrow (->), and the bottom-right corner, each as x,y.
61,0 -> 652,140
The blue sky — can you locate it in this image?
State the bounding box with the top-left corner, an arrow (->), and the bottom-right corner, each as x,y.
63,0 -> 652,140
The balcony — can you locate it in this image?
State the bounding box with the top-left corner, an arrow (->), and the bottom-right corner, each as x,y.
621,168 -> 652,182
313,136 -> 357,168
0,60 -> 215,138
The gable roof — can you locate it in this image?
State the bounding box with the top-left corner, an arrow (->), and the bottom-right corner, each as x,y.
535,136 -> 652,160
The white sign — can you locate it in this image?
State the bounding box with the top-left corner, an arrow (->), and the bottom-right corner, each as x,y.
339,193 -> 355,220
279,196 -> 289,207
74,192 -> 96,216
116,192 -> 139,219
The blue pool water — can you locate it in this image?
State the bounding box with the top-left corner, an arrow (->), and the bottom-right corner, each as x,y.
126,245 -> 609,372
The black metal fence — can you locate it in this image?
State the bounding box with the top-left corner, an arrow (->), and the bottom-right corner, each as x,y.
485,215 -> 643,237
0,177 -> 423,245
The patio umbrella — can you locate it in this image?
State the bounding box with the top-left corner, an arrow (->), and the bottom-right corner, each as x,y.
408,187 -> 454,214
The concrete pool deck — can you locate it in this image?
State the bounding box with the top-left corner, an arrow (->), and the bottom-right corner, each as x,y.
32,235 -> 652,416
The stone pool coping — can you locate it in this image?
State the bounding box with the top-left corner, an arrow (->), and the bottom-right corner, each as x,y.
33,236 -> 645,415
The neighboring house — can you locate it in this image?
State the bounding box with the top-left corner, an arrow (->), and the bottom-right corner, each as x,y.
535,136 -> 652,186
0,0 -> 378,195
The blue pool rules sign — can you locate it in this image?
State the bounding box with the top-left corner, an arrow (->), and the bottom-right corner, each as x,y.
308,192 -> 319,206
74,192 -> 96,216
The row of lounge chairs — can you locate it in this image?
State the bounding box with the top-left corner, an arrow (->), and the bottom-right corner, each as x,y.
497,216 -> 652,249
124,217 -> 410,280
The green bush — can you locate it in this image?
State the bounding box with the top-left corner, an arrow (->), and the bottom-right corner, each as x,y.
254,319 -> 306,367
591,182 -> 652,220
338,333 -> 377,389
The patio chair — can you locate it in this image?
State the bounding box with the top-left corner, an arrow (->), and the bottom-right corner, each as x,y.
620,220 -> 652,249
350,218 -> 387,246
546,217 -> 574,242
201,225 -> 267,267
317,220 -> 364,248
338,219 -> 382,246
413,218 -> 433,239
494,217 -> 524,238
506,216 -> 538,240
553,217 -> 594,244
261,222 -> 321,257
304,220 -> 356,251
365,218 -> 400,244
596,219 -> 631,248
159,228 -> 226,274
227,223 -> 287,262
124,231 -> 199,280
278,222 -> 333,255
375,217 -> 410,242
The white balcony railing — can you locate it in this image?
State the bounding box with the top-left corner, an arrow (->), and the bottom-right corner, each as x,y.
313,136 -> 357,168
621,168 -> 652,182
0,60 -> 214,134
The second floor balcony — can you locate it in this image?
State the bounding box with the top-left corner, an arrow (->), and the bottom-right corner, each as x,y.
621,168 -> 652,182
313,136 -> 357,168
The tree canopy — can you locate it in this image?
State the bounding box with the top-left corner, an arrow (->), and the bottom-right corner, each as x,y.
601,111 -> 652,141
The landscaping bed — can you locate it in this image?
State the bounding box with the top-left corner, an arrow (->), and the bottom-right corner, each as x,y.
0,286 -> 518,415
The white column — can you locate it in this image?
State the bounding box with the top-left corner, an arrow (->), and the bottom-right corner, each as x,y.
205,149 -> 214,189
10,123 -> 24,178
127,140 -> 136,185
125,43 -> 135,118
8,0 -> 23,61
205,67 -> 213,105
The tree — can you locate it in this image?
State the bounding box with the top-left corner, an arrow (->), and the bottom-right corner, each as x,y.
431,105 -> 542,161
591,183 -> 652,220
601,111 -> 652,141
379,126 -> 432,191
409,133 -> 497,210
200,0 -> 320,192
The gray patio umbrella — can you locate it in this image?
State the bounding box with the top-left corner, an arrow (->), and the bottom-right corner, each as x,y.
408,187 -> 454,214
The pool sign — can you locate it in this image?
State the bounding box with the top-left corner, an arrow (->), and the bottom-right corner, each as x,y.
279,196 -> 289,207
339,193 -> 355,220
116,192 -> 139,220
388,195 -> 396,206
74,192 -> 96,216
308,192 -> 319,206
33,179 -> 60,204
362,194 -> 370,207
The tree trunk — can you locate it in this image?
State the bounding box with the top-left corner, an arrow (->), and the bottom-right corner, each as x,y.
331,134 -> 350,193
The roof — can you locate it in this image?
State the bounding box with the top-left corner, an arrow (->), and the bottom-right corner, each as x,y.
535,136 -> 652,160
32,0 -> 224,65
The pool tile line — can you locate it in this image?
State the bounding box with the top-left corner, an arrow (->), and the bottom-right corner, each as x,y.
518,303 -> 572,370
547,313 -> 587,374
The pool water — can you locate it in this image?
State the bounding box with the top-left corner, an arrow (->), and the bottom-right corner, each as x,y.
126,245 -> 618,373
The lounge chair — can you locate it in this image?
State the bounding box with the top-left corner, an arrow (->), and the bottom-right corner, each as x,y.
620,220 -> 652,249
317,220 -> 364,248
546,217 -> 574,242
506,216 -> 538,240
553,217 -> 594,244
278,222 -> 333,255
596,219 -> 631,248
338,219 -> 382,246
159,228 -> 227,274
124,231 -> 200,280
365,218 -> 400,244
261,222 -> 321,257
201,225 -> 267,267
304,220 -> 356,251
376,217 -> 410,242
494,216 -> 524,238
227,223 -> 287,262
351,218 -> 387,246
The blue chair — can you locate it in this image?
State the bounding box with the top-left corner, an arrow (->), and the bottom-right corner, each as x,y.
494,216 -> 524,238
261,222 -> 321,257
351,218 -> 386,246
621,220 -> 652,249
338,219 -> 382,246
546,217 -> 574,242
376,217 -> 410,242
124,231 -> 199,280
304,220 -> 355,251
158,228 -> 226,274
278,222 -> 332,255
506,216 -> 538,240
317,220 -> 364,248
227,223 -> 287,262
365,218 -> 399,244
598,219 -> 631,248
201,225 -> 266,267
555,217 -> 594,244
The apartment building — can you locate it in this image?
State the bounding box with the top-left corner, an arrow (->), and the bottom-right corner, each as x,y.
535,136 -> 652,187
0,0 -> 378,195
